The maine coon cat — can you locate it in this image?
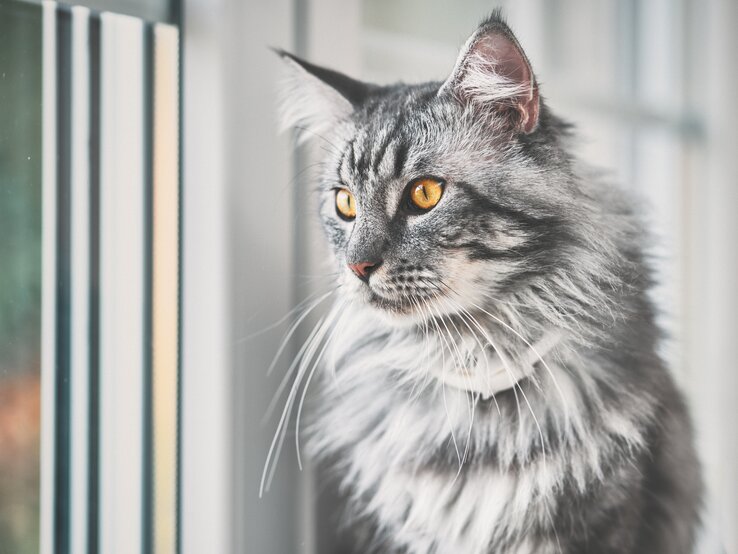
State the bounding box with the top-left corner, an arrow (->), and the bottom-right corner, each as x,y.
268,12 -> 703,554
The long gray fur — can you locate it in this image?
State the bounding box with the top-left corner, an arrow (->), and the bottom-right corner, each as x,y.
275,11 -> 703,554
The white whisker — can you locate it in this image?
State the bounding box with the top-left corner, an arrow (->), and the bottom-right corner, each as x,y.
424,303 -> 463,467
262,314 -> 326,424
295,304 -> 348,470
260,301 -> 342,497
266,289 -> 335,376
468,299 -> 570,423
426,290 -> 477,474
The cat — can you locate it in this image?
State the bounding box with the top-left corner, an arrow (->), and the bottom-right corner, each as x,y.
272,11 -> 703,554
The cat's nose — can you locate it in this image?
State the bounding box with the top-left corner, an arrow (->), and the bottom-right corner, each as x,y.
347,260 -> 382,283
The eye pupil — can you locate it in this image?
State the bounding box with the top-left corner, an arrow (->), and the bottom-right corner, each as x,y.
408,178 -> 443,211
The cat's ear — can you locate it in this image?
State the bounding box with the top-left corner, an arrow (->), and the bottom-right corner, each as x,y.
275,50 -> 372,141
439,12 -> 540,134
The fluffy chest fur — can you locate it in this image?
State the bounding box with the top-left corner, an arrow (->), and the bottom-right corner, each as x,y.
362,466 -> 553,554
307,309 -> 658,554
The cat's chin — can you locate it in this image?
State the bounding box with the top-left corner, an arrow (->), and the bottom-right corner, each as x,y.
354,289 -> 450,329
340,287 -> 420,328
365,301 -> 424,328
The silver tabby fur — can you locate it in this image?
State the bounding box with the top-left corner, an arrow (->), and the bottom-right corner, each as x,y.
276,11 -> 702,554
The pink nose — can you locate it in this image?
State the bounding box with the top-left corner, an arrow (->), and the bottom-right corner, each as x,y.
348,260 -> 381,282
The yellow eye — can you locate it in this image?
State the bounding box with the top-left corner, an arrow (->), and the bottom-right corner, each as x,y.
335,188 -> 356,220
408,178 -> 444,211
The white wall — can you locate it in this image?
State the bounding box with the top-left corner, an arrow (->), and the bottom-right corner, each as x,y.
181,0 -> 302,552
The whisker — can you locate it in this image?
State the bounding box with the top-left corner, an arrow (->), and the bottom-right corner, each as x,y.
286,159 -> 330,191
261,313 -> 333,496
402,293 -> 430,403
412,296 -> 439,402
295,304 -> 349,470
431,278 -> 563,421
236,287 -> 332,344
425,291 -> 475,470
262,314 -> 325,424
260,301 -> 342,497
419,278 -> 501,415
467,299 -> 570,423
428,283 -> 550,481
293,124 -> 343,156
428,298 -> 478,473
452,304 -> 503,417
423,303 -> 463,467
434,292 -> 503,421
266,289 -> 336,376
431,282 -> 524,423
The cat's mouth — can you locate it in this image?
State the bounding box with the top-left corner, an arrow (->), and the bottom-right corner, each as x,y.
366,290 -> 414,313
346,268 -> 452,319
365,288 -> 442,316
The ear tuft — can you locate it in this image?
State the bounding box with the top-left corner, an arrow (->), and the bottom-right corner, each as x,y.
275,50 -> 372,143
439,12 -> 540,134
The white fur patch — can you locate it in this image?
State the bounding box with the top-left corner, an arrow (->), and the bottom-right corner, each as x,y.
305,301 -> 653,554
277,57 -> 353,143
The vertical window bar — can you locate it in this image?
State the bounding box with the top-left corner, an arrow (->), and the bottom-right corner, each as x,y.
42,7 -> 180,554
41,3 -> 58,554
175,17 -> 183,553
70,7 -> 91,554
88,13 -> 101,554
618,0 -> 640,189
55,6 -> 73,553
142,21 -> 155,554
151,23 -> 180,554
99,13 -> 146,554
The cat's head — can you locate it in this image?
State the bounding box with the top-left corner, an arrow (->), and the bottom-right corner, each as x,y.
277,13 -> 608,327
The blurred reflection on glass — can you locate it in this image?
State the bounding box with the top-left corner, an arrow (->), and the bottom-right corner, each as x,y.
0,1 -> 43,552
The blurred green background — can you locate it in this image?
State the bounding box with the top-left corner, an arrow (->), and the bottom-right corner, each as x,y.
0,1 -> 43,553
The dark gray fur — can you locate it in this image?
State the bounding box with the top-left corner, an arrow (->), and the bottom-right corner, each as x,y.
277,11 -> 703,554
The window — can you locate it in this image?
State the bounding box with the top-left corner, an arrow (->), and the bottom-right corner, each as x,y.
1,1 -> 181,552
0,3 -> 43,552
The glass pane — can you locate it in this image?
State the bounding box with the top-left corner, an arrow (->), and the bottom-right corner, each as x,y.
0,1 -> 43,552
633,124 -> 684,372
20,0 -> 176,23
360,0 -> 501,83
636,0 -> 683,113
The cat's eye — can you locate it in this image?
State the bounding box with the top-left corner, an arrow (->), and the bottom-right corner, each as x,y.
407,178 -> 444,212
335,188 -> 356,220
